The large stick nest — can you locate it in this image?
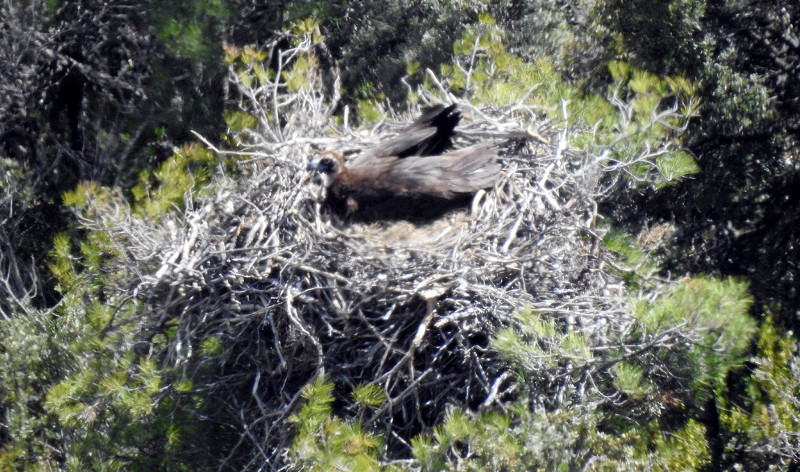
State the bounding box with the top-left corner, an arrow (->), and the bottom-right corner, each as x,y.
132,100 -> 621,470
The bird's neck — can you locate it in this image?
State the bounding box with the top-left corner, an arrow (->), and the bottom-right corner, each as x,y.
320,171 -> 337,189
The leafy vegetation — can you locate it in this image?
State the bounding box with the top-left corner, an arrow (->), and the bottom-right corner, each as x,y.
1,1 -> 798,471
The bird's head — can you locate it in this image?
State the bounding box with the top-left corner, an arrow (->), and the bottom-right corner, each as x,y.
307,150 -> 345,188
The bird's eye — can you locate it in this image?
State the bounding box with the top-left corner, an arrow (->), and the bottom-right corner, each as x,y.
318,157 -> 336,172
308,157 -> 338,173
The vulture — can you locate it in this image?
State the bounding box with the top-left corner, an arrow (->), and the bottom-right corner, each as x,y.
307,104 -> 501,220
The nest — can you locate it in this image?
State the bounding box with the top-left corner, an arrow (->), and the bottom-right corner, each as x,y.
135,101 -> 623,470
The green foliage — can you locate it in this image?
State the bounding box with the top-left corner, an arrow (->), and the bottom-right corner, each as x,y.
494,307 -> 592,374
352,383 -> 385,409
635,277 -> 751,334
613,362 -> 649,399
131,143 -> 218,219
0,308 -> 74,470
592,0 -> 800,336
284,53 -> 320,92
56,142 -> 226,317
356,97 -> 385,125
290,377 -> 392,472
654,150 -> 698,185
286,2 -> 336,25
153,0 -> 230,61
495,274 -> 755,418
40,236 -> 199,470
2,220 -> 208,469
310,0 -> 492,106
0,158 -> 31,202
602,229 -> 659,288
491,229 -> 758,471
199,336 -> 223,356
632,276 -> 755,401
435,14 -> 566,109
596,215 -> 796,470
409,401 -> 712,472
223,110 -> 258,131
0,130 -> 238,469
429,18 -> 699,192
705,48 -> 773,134
415,408 -> 524,471
598,62 -> 701,188
47,232 -> 79,292
719,317 -> 800,468
4,3 -> 798,471
226,44 -> 272,88
0,0 -> 231,357
599,0 -> 707,76
648,419 -> 710,472
291,16 -> 326,44
48,348 -> 160,423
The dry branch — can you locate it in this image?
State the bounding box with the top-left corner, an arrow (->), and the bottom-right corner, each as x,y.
71,37 -> 673,470
134,98 -> 620,468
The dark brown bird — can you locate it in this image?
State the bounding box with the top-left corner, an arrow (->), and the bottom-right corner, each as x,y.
308,105 -> 500,219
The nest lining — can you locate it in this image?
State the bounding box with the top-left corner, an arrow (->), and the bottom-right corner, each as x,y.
126,103 -> 627,468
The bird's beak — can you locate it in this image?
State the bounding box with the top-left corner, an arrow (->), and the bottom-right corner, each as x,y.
307,160 -> 321,171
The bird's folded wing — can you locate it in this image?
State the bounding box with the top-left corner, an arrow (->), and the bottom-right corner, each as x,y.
361,127 -> 438,159
384,142 -> 500,198
360,104 -> 460,159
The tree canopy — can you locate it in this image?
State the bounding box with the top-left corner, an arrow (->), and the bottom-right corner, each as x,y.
1,0 -> 798,470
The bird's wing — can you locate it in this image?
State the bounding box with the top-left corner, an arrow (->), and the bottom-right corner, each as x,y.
382,142 -> 500,198
408,104 -> 449,129
361,127 -> 438,159
360,104 -> 461,159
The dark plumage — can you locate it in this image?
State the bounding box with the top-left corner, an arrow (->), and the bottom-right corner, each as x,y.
308,105 -> 501,219
361,104 -> 461,159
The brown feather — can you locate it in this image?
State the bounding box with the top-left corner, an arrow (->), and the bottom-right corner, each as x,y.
308,106 -> 500,219
361,104 -> 460,159
340,142 -> 499,199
